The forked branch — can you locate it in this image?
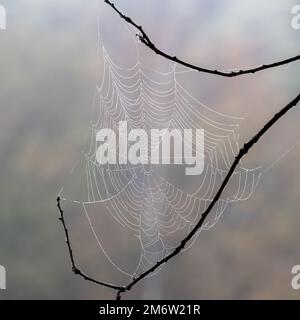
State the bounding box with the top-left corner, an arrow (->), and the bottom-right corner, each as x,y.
57,92 -> 300,300
104,0 -> 300,77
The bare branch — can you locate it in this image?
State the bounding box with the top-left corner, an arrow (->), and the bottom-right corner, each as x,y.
57,93 -> 300,299
56,197 -> 125,292
104,0 -> 300,77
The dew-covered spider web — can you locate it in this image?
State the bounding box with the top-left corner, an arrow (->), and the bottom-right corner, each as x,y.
59,2 -> 263,283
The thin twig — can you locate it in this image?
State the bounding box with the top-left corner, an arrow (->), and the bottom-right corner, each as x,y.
57,92 -> 300,300
56,197 -> 125,292
104,0 -> 300,77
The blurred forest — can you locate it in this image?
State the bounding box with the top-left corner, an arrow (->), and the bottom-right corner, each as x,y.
0,0 -> 300,299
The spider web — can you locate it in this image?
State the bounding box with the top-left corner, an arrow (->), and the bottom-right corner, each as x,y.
59,2 -> 262,281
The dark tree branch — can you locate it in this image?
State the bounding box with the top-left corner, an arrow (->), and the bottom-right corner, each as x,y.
57,92 -> 300,300
56,197 -> 125,292
104,0 -> 300,77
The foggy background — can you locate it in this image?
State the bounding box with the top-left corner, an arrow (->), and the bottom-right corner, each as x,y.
0,0 -> 300,299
